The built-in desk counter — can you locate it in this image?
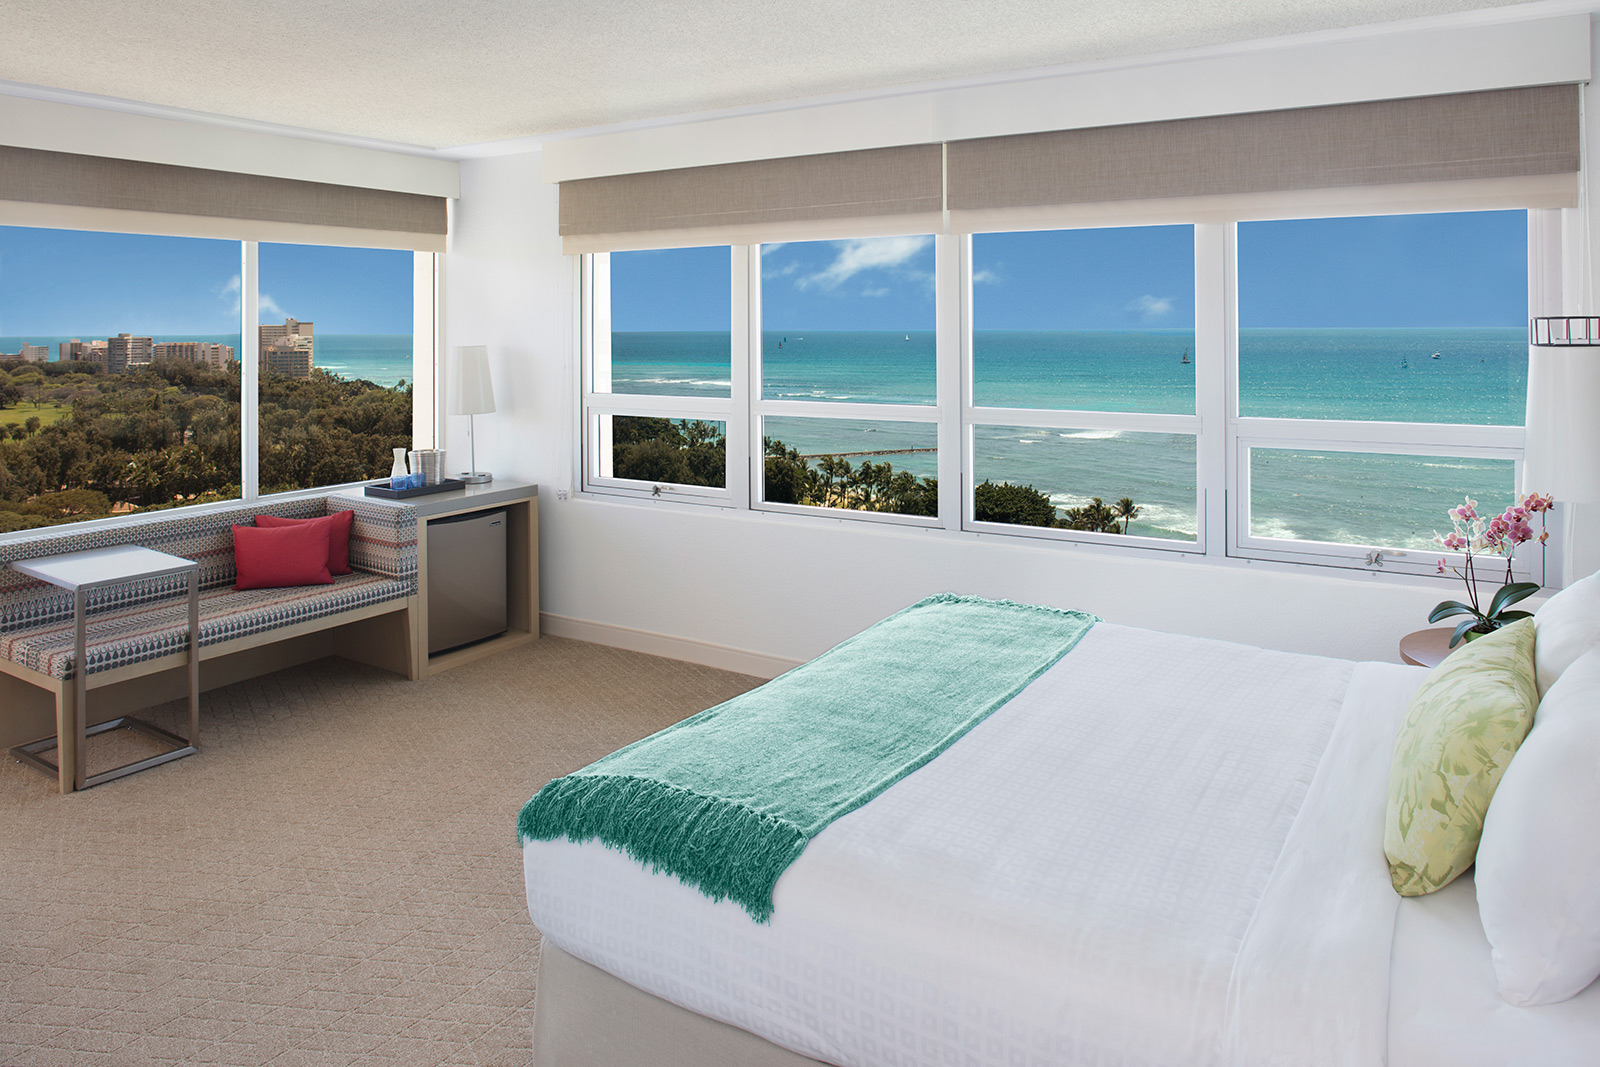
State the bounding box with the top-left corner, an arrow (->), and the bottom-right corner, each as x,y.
332,481 -> 538,677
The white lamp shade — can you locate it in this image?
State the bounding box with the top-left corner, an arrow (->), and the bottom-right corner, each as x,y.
450,345 -> 496,416
1523,344 -> 1600,504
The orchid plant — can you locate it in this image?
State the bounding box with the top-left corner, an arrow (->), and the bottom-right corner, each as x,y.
1431,491 -> 1554,647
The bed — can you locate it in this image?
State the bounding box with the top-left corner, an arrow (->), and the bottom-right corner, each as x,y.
521,603 -> 1600,1067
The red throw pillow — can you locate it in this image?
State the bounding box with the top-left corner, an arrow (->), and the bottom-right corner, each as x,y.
233,522 -> 334,590
255,510 -> 354,575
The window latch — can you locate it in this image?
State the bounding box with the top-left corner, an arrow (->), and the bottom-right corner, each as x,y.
652,484 -> 664,497
1365,549 -> 1408,568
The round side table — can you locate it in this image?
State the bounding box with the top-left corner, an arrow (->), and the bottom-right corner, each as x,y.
1399,628 -> 1458,668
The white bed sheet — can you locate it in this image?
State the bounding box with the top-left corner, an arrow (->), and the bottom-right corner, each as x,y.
1390,872 -> 1600,1067
526,622 -> 1415,1067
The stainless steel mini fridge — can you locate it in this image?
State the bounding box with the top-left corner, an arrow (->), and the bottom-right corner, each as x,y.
427,508 -> 508,655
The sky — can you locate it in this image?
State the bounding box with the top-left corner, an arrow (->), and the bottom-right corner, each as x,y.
0,227 -> 413,338
609,210 -> 1528,332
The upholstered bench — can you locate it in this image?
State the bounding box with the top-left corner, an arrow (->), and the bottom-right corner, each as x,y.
0,495 -> 419,792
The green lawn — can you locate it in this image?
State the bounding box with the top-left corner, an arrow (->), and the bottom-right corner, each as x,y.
0,401 -> 71,428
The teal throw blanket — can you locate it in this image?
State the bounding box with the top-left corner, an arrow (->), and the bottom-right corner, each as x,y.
517,594 -> 1098,921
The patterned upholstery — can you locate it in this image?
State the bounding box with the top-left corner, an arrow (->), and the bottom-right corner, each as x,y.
0,572 -> 413,680
0,494 -> 418,681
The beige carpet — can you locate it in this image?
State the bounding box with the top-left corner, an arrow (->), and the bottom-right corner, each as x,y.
0,637 -> 761,1066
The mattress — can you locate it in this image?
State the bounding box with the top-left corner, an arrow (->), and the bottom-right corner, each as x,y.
524,621 -> 1599,1066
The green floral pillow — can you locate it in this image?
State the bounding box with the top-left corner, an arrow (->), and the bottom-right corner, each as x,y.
1385,617 -> 1539,897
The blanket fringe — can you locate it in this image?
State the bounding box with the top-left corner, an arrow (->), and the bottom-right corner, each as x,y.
519,775 -> 806,923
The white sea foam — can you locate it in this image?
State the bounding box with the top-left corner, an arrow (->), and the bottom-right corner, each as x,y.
1248,516 -> 1302,541
1056,430 -> 1124,441
621,376 -> 733,388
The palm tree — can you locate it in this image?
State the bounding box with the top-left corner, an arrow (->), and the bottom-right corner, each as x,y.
1114,497 -> 1140,535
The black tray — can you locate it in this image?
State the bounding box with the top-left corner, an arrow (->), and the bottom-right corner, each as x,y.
364,478 -> 466,500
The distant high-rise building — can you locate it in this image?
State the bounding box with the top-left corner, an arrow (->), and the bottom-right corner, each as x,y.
259,318 -> 314,379
59,339 -> 109,367
1,344 -> 50,363
152,341 -> 235,368
106,333 -> 153,373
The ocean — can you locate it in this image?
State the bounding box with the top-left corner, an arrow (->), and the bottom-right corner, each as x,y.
609,328 -> 1528,548
0,334 -> 415,389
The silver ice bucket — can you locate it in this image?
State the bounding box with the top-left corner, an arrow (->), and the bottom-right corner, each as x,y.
409,449 -> 446,485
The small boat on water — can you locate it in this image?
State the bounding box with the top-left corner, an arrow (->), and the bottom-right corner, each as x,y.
1402,356 -> 1409,368
1431,352 -> 1441,359
905,335 -> 910,341
1180,348 -> 1191,365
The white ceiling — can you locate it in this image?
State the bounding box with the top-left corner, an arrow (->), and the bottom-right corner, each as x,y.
0,0 -> 1556,151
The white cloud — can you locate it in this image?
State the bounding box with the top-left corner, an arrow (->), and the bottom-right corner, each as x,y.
800,235 -> 932,291
763,260 -> 800,280
219,274 -> 289,321
973,269 -> 999,285
220,273 -> 292,319
1127,294 -> 1174,319
861,286 -> 890,297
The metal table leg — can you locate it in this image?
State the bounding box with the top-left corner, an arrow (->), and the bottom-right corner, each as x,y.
74,586 -> 87,792
7,551 -> 202,792
188,567 -> 200,748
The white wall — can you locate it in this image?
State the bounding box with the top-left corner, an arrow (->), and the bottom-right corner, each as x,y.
438,151 -> 571,506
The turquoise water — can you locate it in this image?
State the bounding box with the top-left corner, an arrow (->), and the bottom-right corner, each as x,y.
607,328 -> 1529,546
1,334 -> 414,389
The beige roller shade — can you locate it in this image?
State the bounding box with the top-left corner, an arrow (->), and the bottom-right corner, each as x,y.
948,85 -> 1580,229
560,144 -> 943,253
0,144 -> 448,251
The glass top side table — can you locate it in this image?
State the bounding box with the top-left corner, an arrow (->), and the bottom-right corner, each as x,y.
8,545 -> 200,791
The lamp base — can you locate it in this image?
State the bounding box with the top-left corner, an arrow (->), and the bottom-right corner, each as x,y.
459,471 -> 493,485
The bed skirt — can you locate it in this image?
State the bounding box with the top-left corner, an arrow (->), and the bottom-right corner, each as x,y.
534,940 -> 832,1067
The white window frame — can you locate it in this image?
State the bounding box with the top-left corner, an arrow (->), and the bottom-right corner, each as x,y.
247,242 -> 437,503
959,230 -> 1206,554
0,228 -> 434,542
747,241 -> 945,530
1221,211 -> 1549,581
579,251 -> 736,505
574,200 -> 1563,584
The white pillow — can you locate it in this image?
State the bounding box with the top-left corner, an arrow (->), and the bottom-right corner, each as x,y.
1476,647 -> 1600,1006
1533,571 -> 1600,696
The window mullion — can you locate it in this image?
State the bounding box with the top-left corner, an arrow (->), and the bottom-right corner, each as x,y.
936,234 -> 963,529
727,245 -> 752,509
745,244 -> 763,508
1196,222 -> 1229,558
412,252 -> 437,450
241,241 -> 260,502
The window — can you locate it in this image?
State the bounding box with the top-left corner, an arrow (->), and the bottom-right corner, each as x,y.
0,225 -> 433,535
257,243 -> 415,494
583,246 -> 733,500
0,226 -> 242,533
756,237 -> 939,520
577,206 -> 1555,580
1233,211 -> 1531,575
967,225 -> 1199,546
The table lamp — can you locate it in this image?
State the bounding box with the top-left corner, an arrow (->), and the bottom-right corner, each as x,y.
451,345 -> 496,485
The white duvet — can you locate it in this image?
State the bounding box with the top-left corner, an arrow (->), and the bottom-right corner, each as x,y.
524,623 -> 1414,1067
